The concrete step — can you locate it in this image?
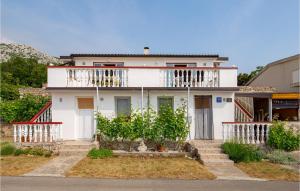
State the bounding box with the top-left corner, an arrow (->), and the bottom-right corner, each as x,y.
203,159 -> 234,166
193,143 -> 222,148
200,153 -> 228,160
59,149 -> 90,156
190,140 -> 223,144
197,148 -> 223,153
60,144 -> 95,150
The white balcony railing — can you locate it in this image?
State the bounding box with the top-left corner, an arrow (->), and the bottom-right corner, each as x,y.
164,68 -> 219,87
66,68 -> 128,87
13,122 -> 62,143
222,122 -> 272,144
48,66 -> 237,88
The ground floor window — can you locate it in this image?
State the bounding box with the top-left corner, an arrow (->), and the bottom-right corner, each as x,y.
157,96 -> 174,112
115,97 -> 131,117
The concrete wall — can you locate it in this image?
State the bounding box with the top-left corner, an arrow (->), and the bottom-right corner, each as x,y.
249,56 -> 300,92
51,90 -> 234,140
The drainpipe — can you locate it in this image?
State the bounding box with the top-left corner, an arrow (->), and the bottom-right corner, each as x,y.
187,86 -> 191,140
141,86 -> 144,117
95,86 -> 99,143
96,86 -> 99,112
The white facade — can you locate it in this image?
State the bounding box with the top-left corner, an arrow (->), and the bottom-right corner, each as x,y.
48,54 -> 237,141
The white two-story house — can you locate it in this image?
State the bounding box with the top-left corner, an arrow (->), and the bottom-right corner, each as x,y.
46,47 -> 237,141
14,47 -> 245,144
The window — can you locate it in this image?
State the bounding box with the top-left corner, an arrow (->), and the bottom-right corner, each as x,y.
166,63 -> 196,67
157,97 -> 174,112
115,97 -> 131,117
93,62 -> 124,67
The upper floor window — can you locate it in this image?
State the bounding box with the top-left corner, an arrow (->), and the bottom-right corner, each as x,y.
93,62 -> 124,67
166,63 -> 196,67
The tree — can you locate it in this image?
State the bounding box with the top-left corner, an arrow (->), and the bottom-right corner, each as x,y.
237,66 -> 264,86
1,56 -> 47,88
0,94 -> 49,123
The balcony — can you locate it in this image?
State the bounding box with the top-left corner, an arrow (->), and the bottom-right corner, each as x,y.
47,66 -> 237,88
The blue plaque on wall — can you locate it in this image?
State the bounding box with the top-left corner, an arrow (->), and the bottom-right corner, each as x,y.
216,97 -> 222,103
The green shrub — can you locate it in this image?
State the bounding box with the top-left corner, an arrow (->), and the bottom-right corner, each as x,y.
14,148 -> 25,156
222,142 -> 263,163
267,121 -> 300,151
96,105 -> 188,148
14,147 -> 52,157
44,150 -> 52,157
0,143 -> 16,156
266,150 -> 298,165
28,147 -> 46,156
0,94 -> 49,123
88,148 -> 113,159
0,83 -> 20,101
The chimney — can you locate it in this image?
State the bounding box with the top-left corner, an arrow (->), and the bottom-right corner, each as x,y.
144,47 -> 149,55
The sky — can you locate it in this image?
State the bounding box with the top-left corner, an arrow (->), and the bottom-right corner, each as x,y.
1,0 -> 299,73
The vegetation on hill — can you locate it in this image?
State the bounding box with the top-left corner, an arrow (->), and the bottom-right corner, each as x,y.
0,43 -> 62,65
237,66 -> 264,86
0,44 -> 55,123
0,56 -> 47,101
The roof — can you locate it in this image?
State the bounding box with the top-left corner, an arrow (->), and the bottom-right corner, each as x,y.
60,54 -> 228,61
246,54 -> 300,85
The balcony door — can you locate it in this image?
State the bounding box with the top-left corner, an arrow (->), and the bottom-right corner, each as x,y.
77,98 -> 94,139
194,95 -> 213,139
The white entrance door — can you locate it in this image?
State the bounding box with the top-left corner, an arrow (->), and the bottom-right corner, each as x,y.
78,109 -> 93,139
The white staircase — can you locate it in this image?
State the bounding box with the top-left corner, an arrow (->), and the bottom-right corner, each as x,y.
59,141 -> 97,156
189,140 -> 259,180
189,140 -> 234,166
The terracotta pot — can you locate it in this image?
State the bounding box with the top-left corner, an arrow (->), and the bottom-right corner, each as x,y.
157,144 -> 166,152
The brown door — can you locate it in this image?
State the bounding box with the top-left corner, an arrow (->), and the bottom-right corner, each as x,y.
195,95 -> 213,139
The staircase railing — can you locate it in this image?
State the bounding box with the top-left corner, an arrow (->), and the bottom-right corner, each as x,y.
222,122 -> 272,144
234,100 -> 254,122
13,101 -> 62,143
30,101 -> 52,122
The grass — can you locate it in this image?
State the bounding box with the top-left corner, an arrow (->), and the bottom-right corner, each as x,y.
236,161 -> 300,182
0,156 -> 52,176
0,136 -> 13,143
67,156 -> 216,180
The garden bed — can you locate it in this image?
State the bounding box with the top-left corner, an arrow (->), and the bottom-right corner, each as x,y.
112,150 -> 187,157
67,156 -> 215,179
99,140 -> 180,151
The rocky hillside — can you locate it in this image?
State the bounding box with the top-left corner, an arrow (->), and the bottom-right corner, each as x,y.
0,43 -> 62,65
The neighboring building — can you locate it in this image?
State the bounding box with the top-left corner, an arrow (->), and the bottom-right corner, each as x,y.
247,54 -> 300,122
43,47 -> 238,141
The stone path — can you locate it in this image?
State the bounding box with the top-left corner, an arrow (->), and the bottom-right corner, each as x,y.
24,141 -> 95,177
189,140 -> 265,181
24,155 -> 86,177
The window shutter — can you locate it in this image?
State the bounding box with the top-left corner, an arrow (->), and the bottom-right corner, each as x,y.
77,98 -> 94,109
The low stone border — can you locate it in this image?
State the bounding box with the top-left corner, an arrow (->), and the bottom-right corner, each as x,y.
112,150 -> 187,157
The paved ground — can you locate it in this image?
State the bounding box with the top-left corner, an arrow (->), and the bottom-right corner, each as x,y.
24,155 -> 85,177
206,165 -> 264,181
1,176 -> 299,191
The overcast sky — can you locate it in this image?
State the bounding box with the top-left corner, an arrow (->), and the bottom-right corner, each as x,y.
1,0 -> 299,73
